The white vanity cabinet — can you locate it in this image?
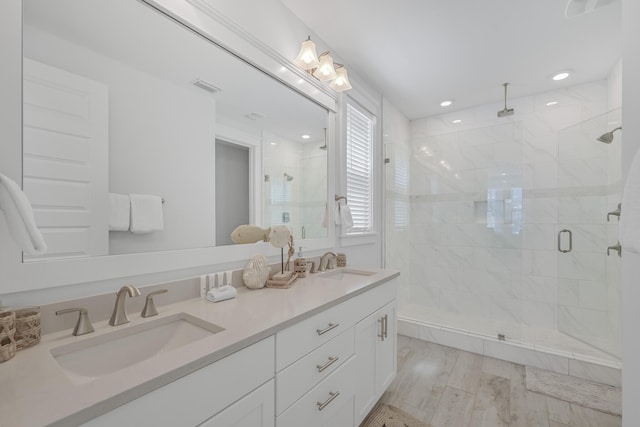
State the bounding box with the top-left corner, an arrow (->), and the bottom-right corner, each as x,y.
82,337 -> 275,427
275,277 -> 397,427
354,300 -> 397,424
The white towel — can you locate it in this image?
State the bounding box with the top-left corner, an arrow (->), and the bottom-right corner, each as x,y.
109,193 -> 130,231
129,194 -> 163,234
620,148 -> 640,253
334,204 -> 342,225
0,173 -> 47,254
339,203 -> 354,231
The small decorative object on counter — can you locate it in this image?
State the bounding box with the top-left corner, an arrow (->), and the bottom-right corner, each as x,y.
294,246 -> 307,278
242,254 -> 270,289
337,253 -> 347,267
0,310 -> 17,363
14,307 -> 40,350
266,272 -> 299,289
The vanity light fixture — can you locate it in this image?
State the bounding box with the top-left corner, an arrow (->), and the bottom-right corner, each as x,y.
294,36 -> 352,92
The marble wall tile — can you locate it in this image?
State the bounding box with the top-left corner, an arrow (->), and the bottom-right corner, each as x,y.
522,275 -> 558,304
522,300 -> 557,329
531,250 -> 558,277
558,306 -> 608,339
568,359 -> 621,388
483,339 -> 569,375
558,252 -> 605,282
558,279 -> 580,307
578,281 -> 608,311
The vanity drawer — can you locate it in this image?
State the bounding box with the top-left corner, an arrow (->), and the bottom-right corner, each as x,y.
276,297 -> 360,371
276,327 -> 355,415
276,355 -> 356,427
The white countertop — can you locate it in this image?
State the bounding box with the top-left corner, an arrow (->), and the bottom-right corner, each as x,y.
0,268 -> 399,427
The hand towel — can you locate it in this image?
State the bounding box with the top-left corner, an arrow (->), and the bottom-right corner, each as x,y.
129,194 -> 163,234
340,203 -> 354,231
0,173 -> 47,254
109,193 -> 130,231
620,148 -> 640,253
334,204 -> 342,225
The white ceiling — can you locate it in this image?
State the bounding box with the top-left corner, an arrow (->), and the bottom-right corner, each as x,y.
279,0 -> 622,120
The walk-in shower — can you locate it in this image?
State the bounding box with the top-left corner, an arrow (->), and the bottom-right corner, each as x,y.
386,86 -> 622,372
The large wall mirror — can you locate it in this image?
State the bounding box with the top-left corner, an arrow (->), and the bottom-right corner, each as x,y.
21,0 -> 329,262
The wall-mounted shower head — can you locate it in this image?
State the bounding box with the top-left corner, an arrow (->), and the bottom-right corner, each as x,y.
284,173 -> 294,181
597,126 -> 622,144
497,83 -> 514,118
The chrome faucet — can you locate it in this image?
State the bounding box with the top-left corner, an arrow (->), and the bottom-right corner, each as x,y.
318,252 -> 337,272
109,285 -> 141,326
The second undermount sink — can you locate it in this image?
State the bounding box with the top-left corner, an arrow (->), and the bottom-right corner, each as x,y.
318,268 -> 376,281
51,312 -> 224,384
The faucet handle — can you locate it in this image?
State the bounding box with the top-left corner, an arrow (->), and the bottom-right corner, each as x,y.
141,289 -> 168,318
56,307 -> 95,336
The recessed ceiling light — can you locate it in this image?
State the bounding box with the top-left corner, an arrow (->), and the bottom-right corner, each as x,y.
452,119 -> 462,124
546,101 -> 559,106
552,71 -> 571,81
440,99 -> 454,107
301,134 -> 310,139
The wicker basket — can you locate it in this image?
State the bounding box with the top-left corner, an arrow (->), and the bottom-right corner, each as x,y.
14,307 -> 41,350
0,310 -> 16,363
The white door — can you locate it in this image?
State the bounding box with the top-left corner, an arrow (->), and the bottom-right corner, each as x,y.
22,58 -> 109,260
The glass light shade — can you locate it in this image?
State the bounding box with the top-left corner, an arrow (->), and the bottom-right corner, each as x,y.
294,39 -> 319,70
329,67 -> 352,91
312,54 -> 337,82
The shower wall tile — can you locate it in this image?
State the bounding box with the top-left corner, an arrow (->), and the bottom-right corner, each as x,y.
558,306 -> 608,338
531,250 -> 558,277
522,275 -> 558,304
522,300 -> 556,329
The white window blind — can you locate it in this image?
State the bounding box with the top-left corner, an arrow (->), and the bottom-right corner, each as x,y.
346,102 -> 374,233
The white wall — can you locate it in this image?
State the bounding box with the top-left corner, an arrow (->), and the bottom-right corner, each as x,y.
622,0 -> 640,424
24,25 -> 217,255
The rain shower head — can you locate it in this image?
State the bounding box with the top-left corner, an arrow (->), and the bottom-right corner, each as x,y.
497,83 -> 514,118
284,173 -> 294,181
597,126 -> 622,144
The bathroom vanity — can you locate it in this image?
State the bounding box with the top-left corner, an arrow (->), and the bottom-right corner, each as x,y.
0,268 -> 398,427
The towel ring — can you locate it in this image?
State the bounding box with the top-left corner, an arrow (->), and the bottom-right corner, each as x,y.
335,194 -> 347,204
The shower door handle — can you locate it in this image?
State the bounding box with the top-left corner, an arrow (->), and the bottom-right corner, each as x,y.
557,229 -> 572,253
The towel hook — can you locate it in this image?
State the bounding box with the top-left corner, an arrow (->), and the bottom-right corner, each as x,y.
335,194 -> 347,204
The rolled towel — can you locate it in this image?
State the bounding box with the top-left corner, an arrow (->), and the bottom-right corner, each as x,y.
109,193 -> 130,231
130,194 -> 163,234
340,203 -> 354,231
0,173 -> 47,254
620,148 -> 640,253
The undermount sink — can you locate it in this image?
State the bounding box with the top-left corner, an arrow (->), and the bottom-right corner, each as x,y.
318,268 -> 376,281
51,312 -> 224,384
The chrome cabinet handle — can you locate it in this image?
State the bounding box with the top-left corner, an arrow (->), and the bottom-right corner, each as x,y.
557,229 -> 572,253
317,391 -> 340,411
378,316 -> 386,341
383,314 -> 389,339
316,322 -> 339,336
316,356 -> 339,373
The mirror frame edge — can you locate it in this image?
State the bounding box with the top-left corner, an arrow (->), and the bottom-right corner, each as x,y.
0,0 -> 336,294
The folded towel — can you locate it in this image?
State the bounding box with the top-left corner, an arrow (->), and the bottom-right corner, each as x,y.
109,193 -> 130,231
129,194 -> 163,234
620,149 -> 640,253
0,173 -> 47,254
206,285 -> 237,302
340,203 -> 354,231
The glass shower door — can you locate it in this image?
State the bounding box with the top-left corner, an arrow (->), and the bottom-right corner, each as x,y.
556,109 -> 622,359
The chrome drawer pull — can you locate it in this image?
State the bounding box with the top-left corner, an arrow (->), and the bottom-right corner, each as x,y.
383,314 -> 389,339
317,391 -> 340,411
316,322 -> 339,336
378,317 -> 385,341
316,356 -> 339,373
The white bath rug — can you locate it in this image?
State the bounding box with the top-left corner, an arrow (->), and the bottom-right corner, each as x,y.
525,366 -> 621,416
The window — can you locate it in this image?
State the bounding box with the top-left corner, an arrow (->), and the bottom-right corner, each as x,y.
346,101 -> 374,233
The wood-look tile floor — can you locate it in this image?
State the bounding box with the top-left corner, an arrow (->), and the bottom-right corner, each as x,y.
380,335 -> 622,427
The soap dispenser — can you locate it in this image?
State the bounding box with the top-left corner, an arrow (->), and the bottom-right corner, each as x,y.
294,246 -> 307,278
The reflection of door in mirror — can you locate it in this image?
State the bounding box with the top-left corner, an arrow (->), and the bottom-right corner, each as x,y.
215,140 -> 250,246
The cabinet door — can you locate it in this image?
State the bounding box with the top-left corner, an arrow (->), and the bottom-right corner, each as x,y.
354,300 -> 397,425
199,380 -> 274,427
375,301 -> 397,394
